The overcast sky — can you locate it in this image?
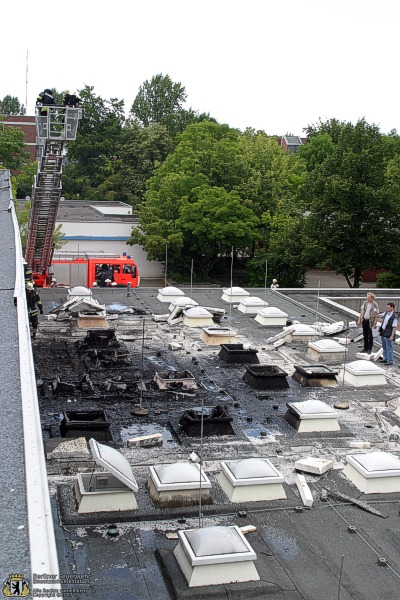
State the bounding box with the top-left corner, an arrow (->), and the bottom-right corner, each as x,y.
2,0 -> 399,135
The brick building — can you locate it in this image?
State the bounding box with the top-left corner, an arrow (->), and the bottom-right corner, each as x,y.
2,115 -> 37,162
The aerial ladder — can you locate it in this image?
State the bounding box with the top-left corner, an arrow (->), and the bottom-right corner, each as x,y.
25,106 -> 82,286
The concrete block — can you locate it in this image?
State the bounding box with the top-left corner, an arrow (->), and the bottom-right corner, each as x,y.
168,342 -> 183,350
356,352 -> 373,361
334,337 -> 352,345
152,314 -> 169,322
274,339 -> 286,348
267,327 -> 293,344
127,433 -> 163,448
295,457 -> 334,475
295,473 -> 314,507
240,525 -> 257,535
50,437 -> 90,459
349,441 -> 371,449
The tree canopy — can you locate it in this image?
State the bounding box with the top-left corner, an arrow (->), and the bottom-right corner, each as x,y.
300,119 -> 400,287
0,95 -> 26,115
128,120 -> 304,280
0,118 -> 29,170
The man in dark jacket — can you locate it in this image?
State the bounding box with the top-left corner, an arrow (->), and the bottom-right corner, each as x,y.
25,282 -> 43,338
378,302 -> 398,365
36,89 -> 55,115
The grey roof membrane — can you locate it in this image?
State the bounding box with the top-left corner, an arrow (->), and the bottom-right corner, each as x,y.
0,171 -> 30,577
24,281 -> 400,598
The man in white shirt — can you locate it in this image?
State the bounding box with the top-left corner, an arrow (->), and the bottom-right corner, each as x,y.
271,279 -> 279,290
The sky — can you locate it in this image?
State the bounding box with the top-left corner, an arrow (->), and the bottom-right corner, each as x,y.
2,0 -> 399,136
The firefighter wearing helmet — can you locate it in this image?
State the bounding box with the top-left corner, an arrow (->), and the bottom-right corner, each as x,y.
25,282 -> 43,339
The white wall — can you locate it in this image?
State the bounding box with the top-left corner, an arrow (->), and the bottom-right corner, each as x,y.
59,238 -> 163,278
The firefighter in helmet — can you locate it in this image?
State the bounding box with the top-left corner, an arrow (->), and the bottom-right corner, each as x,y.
24,267 -> 35,287
36,88 -> 55,116
25,282 -> 43,339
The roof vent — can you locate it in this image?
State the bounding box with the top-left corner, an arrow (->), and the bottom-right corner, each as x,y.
174,526 -> 259,587
218,458 -> 286,502
237,296 -> 268,314
284,400 -> 340,432
148,462 -> 212,507
343,360 -> 387,387
182,307 -> 214,328
221,287 -> 250,303
75,439 -> 138,513
255,307 -> 288,326
168,296 -> 198,311
307,339 -> 348,364
200,326 -> 237,345
157,286 -> 185,302
343,452 -> 400,494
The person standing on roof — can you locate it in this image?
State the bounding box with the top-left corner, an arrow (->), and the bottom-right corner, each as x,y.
358,292 -> 379,354
377,302 -> 398,365
270,278 -> 279,290
36,89 -> 55,116
25,282 -> 43,339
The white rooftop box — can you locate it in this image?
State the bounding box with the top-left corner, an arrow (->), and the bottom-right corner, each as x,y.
255,307 -> 288,326
168,296 -> 198,311
182,307 -> 214,328
157,286 -> 185,302
284,400 -> 340,432
75,439 -> 138,513
343,360 -> 386,387
285,324 -> 321,343
148,462 -> 212,508
218,458 -> 287,502
200,327 -> 237,345
221,287 -> 250,303
307,339 -> 348,364
67,286 -> 92,300
237,296 -> 268,314
174,526 -> 259,587
343,452 -> 400,494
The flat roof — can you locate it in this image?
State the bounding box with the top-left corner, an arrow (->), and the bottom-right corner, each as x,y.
34,283 -> 400,598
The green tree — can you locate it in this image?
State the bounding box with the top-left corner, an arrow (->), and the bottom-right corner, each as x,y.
63,85 -> 125,198
0,118 -> 29,170
245,213 -> 306,287
297,133 -> 335,172
118,121 -> 174,207
130,73 -> 212,137
129,120 -> 308,280
127,121 -> 244,270
235,129 -> 306,247
131,73 -> 187,127
178,186 -> 259,277
15,161 -> 38,198
301,119 -> 400,287
1,95 -> 26,115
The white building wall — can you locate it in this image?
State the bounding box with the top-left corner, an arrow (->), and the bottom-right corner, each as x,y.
58,220 -> 163,278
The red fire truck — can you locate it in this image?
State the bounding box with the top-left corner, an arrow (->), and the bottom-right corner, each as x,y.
49,252 -> 140,288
